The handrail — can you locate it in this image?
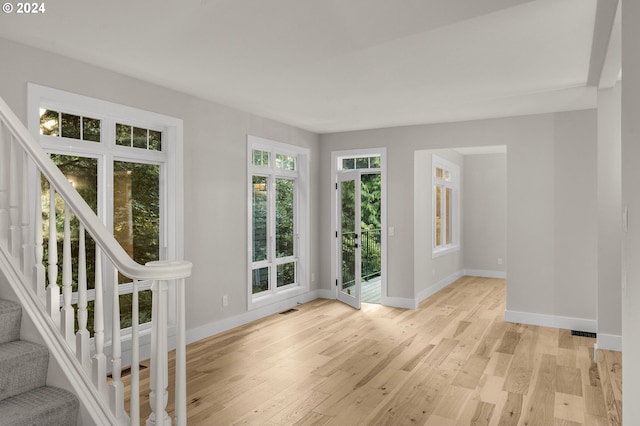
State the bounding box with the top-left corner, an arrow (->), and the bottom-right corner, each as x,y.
0,95 -> 191,281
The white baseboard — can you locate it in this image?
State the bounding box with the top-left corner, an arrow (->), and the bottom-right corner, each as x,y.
381,296 -> 418,310
504,309 -> 597,333
316,289 -> 334,300
416,270 -> 464,306
186,289 -> 325,345
463,269 -> 507,279
597,333 -> 622,352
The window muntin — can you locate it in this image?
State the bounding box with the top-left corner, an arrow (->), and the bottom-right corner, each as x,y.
433,155 -> 459,256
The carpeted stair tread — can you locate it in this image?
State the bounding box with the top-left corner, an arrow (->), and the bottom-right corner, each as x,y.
0,299 -> 21,344
0,385 -> 79,426
0,340 -> 49,401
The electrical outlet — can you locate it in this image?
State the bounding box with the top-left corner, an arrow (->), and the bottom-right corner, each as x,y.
498,258 -> 503,265
222,295 -> 229,306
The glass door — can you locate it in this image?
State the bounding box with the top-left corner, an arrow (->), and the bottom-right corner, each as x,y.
337,171 -> 361,309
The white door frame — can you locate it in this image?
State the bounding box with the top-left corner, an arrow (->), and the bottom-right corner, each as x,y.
331,148 -> 387,305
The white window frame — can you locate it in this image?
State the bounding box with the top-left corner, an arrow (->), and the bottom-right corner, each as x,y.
27,83 -> 184,360
432,154 -> 460,257
247,135 -> 309,310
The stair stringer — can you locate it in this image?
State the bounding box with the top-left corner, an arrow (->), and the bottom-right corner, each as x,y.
0,244 -> 118,425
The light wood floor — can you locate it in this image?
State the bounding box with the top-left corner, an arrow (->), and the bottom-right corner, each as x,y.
125,276 -> 622,425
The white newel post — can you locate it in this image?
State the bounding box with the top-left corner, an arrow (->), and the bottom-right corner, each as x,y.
175,277 -> 187,426
147,279 -> 170,426
131,279 -> 140,426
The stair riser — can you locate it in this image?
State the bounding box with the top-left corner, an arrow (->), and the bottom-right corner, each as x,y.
0,386 -> 80,426
0,300 -> 21,345
0,341 -> 49,401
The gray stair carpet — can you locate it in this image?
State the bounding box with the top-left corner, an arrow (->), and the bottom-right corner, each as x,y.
0,299 -> 79,425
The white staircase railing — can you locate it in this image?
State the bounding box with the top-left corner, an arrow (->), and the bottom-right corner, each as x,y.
0,95 -> 191,425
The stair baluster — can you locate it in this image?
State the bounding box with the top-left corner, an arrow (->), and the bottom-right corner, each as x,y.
92,247 -> 108,398
61,203 -> 74,348
110,267 -> 128,423
32,171 -> 46,302
8,137 -> 20,257
0,124 -> 8,240
76,224 -> 91,373
131,279 -> 140,426
46,185 -> 61,328
20,153 -> 30,275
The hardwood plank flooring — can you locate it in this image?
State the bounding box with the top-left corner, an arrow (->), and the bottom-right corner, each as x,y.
124,276 -> 622,425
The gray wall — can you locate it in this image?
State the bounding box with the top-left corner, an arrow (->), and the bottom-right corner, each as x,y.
597,83 -> 621,347
622,0 -> 640,421
414,149 -> 464,298
0,37 -> 321,333
320,110 -> 598,325
463,153 -> 507,274
551,110 -> 598,321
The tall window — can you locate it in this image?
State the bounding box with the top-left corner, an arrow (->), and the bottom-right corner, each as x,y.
248,136 -> 308,309
29,84 -> 184,334
432,155 -> 460,256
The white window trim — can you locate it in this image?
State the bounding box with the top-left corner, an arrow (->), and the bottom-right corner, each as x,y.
247,135 -> 309,311
432,154 -> 460,258
27,84 -> 185,360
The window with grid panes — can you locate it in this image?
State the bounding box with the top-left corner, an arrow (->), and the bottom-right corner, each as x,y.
432,155 -> 460,256
248,136 -> 309,309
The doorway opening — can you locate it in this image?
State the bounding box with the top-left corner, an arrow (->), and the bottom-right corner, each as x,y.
360,172 -> 382,303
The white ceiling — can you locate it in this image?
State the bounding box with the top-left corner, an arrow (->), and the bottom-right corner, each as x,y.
0,0 -> 610,134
